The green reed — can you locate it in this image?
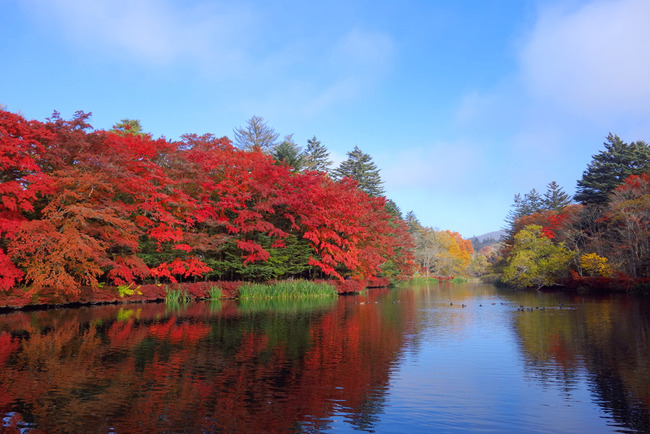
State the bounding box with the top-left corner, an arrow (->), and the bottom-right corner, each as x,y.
165,288 -> 192,304
238,280 -> 338,299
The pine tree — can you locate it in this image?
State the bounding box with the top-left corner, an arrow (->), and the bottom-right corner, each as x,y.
384,199 -> 402,219
111,119 -> 146,137
503,193 -> 524,236
333,146 -> 384,197
503,189 -> 544,236
524,188 -> 544,214
543,181 -> 571,211
272,134 -> 304,172
303,136 -> 332,172
575,133 -> 650,205
233,115 -> 279,153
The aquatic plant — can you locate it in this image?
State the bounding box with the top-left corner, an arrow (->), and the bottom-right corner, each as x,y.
410,277 -> 440,285
238,280 -> 337,299
165,288 -> 192,304
207,286 -> 223,301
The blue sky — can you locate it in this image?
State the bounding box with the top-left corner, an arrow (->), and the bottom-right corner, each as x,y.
2,0 -> 649,238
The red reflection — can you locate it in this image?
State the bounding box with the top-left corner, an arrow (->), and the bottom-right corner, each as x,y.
0,297 -> 413,432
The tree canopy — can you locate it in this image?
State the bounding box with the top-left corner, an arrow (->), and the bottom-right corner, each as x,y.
501,225 -> 572,289
504,182 -> 572,236
111,119 -> 147,137
497,132 -> 649,289
543,181 -> 572,211
0,108 -> 415,295
575,133 -> 650,205
272,134 -> 304,172
333,146 -> 385,197
232,115 -> 279,153
303,136 -> 332,173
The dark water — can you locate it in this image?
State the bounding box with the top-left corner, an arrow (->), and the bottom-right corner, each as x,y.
1,283 -> 649,433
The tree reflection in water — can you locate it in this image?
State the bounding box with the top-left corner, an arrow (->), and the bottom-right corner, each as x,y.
509,292 -> 650,432
0,291 -> 413,433
0,285 -> 649,432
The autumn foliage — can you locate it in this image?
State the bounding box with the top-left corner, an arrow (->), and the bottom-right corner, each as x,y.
500,173 -> 649,289
0,109 -> 413,297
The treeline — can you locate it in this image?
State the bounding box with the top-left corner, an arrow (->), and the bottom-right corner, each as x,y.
496,133 -> 649,290
402,212 -> 474,278
0,110 -> 414,296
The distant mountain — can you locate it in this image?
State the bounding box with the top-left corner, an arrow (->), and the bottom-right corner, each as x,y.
469,230 -> 505,251
472,230 -> 505,242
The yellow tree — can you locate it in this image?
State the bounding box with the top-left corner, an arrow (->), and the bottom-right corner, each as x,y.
501,225 -> 573,288
413,229 -> 472,276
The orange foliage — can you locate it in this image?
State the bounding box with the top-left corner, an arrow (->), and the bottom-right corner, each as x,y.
0,109 -> 414,299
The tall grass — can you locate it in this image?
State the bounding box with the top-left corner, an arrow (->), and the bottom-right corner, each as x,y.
165,288 -> 192,304
410,276 -> 469,285
410,277 -> 440,285
207,286 -> 223,300
238,280 -> 338,299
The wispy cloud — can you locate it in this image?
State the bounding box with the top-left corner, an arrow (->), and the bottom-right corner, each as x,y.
381,140 -> 482,193
448,0 -> 650,200
236,27 -> 396,119
329,27 -> 395,77
520,0 -> 650,120
22,0 -> 254,73
21,0 -> 397,121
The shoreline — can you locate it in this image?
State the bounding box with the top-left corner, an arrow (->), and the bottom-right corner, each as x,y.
0,277 -> 392,312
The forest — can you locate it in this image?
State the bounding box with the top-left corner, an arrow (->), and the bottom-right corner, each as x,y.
0,109 -> 415,302
396,133 -> 649,291
1,107 -> 648,305
488,134 -> 649,290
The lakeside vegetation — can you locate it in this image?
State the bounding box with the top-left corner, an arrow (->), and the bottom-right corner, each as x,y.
0,106 -> 647,307
238,280 -> 338,299
491,134 -> 649,291
395,133 -> 648,293
0,109 -> 414,306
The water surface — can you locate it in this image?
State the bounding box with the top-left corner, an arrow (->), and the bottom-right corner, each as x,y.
1,283 -> 649,432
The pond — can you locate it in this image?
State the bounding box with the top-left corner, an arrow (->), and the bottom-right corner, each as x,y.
1,283 -> 649,433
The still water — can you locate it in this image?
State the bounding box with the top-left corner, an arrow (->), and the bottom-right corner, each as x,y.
1,283 -> 649,433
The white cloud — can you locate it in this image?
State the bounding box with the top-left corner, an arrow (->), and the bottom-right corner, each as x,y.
237,27 -> 396,119
520,0 -> 650,119
21,1 -> 396,119
22,0 -> 253,72
330,27 -> 395,76
381,141 -> 482,193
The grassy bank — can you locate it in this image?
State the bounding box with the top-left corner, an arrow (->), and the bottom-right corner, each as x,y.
0,277 -> 392,310
238,280 -> 338,299
409,276 -> 469,285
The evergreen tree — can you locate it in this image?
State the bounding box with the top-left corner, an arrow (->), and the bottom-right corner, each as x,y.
405,211 -> 422,234
333,146 -> 385,197
504,193 -> 525,236
524,188 -> 544,214
303,136 -> 332,172
233,115 -> 279,152
384,199 -> 402,220
272,134 -> 304,172
575,133 -> 650,205
111,119 -> 146,137
543,181 -> 572,211
503,189 -> 544,236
